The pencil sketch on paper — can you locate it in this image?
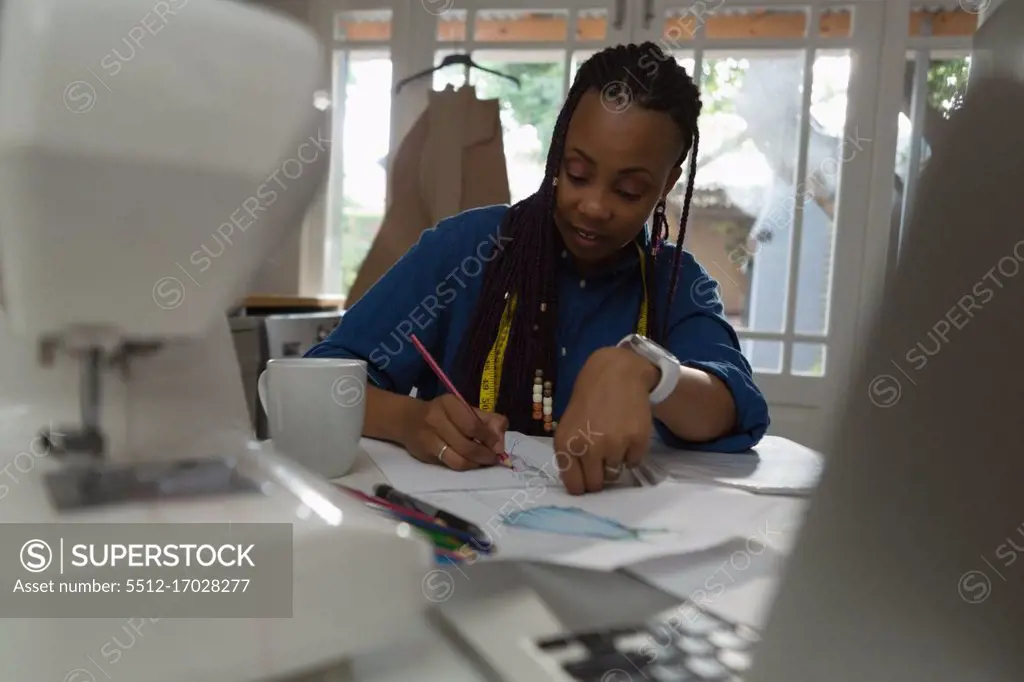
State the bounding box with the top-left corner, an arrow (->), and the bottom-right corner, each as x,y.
505,436 -> 560,486
499,505 -> 674,541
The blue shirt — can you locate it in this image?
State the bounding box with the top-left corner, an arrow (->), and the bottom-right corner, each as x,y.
306,204 -> 769,452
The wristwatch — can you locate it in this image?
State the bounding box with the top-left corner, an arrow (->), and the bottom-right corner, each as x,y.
616,333 -> 681,405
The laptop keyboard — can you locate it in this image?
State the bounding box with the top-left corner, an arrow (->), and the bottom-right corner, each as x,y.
531,601 -> 759,681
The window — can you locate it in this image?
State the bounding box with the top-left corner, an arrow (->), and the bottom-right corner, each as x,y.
324,3 -> 619,297
434,49 -> 566,203
640,2 -> 865,388
430,6 -> 617,204
325,10 -> 393,297
657,49 -> 852,378
891,5 -> 978,261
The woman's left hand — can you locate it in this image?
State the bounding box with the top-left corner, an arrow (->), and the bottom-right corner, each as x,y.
554,346 -> 660,495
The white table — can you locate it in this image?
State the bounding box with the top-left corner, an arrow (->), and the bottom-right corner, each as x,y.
335,438 -> 807,682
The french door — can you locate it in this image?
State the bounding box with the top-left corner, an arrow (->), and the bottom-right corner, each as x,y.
627,0 -> 887,447
317,0 -> 891,448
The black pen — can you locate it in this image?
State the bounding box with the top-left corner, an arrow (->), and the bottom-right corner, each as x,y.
373,484 -> 492,550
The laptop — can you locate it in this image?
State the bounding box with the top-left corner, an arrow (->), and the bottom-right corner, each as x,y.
743,70 -> 1024,682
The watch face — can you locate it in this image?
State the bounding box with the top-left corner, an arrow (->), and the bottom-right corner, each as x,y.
632,335 -> 678,364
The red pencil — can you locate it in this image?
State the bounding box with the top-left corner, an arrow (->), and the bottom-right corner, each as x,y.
334,484 -> 441,525
409,333 -> 513,469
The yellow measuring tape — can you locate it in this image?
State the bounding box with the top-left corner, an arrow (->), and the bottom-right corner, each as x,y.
479,242 -> 650,413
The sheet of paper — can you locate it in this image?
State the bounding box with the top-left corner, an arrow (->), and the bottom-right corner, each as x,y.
418,481 -> 790,570
624,497 -> 808,628
362,431 -> 638,494
645,435 -> 825,496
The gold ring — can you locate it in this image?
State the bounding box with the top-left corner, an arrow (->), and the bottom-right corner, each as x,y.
437,444 -> 449,464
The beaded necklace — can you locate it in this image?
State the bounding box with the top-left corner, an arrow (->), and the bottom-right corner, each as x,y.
478,240 -> 650,432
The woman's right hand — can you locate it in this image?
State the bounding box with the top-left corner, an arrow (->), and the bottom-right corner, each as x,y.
401,395 -> 509,471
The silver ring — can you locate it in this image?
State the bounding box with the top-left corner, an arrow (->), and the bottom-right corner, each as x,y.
437,444 -> 449,464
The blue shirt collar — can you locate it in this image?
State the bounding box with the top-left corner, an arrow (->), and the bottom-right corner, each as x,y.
556,223 -> 651,279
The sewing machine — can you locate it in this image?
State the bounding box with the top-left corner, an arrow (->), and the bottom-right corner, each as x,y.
0,1 -> 432,680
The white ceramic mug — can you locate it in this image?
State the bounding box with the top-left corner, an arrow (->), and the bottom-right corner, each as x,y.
257,357 -> 367,479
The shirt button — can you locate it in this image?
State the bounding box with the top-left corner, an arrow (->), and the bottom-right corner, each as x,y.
561,347 -> 567,357
579,279 -> 586,288
561,250 -> 567,259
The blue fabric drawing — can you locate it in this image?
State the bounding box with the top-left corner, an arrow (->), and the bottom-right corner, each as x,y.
501,506 -> 670,541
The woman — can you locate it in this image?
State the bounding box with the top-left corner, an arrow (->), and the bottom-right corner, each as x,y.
307,43 -> 770,495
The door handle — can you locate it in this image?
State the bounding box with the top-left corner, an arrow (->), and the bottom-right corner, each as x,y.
612,0 -> 625,30
644,0 -> 656,30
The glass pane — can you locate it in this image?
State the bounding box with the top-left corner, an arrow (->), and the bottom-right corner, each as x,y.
894,52 -> 972,178
794,51 -> 854,337
665,51 -> 805,334
673,53 -> 696,79
577,9 -> 609,41
791,343 -> 826,376
742,340 -> 783,374
908,7 -> 980,37
571,50 -> 597,77
891,52 -> 971,259
326,52 -> 392,297
335,9 -> 391,42
474,9 -> 570,43
819,7 -> 853,38
436,50 -> 566,204
438,9 -> 468,42
917,53 -> 971,180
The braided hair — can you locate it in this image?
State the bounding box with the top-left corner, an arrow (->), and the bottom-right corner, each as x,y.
454,42 -> 702,435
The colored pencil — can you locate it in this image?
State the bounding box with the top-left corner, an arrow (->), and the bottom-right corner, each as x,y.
421,531 -> 465,550
434,544 -> 479,564
408,333 -> 513,469
395,511 -> 489,551
336,485 -> 439,525
335,484 -> 493,553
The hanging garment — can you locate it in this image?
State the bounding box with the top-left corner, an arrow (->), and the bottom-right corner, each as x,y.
345,85 -> 510,307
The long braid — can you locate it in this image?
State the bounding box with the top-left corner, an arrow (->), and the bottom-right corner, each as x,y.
455,43 -> 702,435
663,129 -> 700,341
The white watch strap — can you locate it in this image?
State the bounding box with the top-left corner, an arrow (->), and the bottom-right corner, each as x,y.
648,357 -> 678,405
617,334 -> 680,405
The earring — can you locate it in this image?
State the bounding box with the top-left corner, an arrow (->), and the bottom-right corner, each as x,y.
552,176 -> 558,187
